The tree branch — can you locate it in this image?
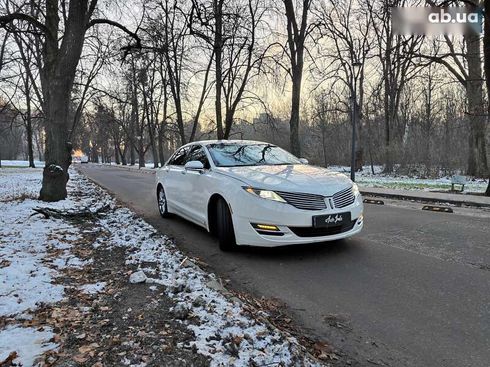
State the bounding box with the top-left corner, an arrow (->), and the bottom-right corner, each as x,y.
0,12 -> 50,37
87,18 -> 141,51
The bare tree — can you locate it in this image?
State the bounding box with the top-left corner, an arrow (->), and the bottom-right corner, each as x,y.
482,0 -> 490,195
281,0 -> 314,156
188,0 -> 266,141
189,0 -> 226,139
147,0 -> 214,144
222,0 -> 265,138
420,0 -> 489,179
0,0 -> 140,201
315,0 -> 373,170
367,0 -> 423,172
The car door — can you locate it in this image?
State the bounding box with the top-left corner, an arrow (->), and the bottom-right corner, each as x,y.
164,145 -> 191,214
180,145 -> 212,226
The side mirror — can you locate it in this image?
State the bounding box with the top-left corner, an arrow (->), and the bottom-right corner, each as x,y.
184,160 -> 204,172
299,158 -> 309,165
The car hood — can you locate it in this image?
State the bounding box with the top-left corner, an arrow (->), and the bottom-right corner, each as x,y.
215,164 -> 352,196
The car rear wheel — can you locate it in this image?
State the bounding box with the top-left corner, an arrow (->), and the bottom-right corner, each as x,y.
157,186 -> 170,218
216,198 -> 237,251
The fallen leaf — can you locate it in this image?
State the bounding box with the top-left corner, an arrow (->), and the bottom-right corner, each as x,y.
78,343 -> 99,354
73,354 -> 89,363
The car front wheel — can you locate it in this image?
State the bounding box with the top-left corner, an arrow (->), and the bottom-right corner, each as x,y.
216,198 -> 237,251
157,186 -> 170,218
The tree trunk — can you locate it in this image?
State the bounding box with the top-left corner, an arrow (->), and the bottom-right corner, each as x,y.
91,145 -> 99,163
165,65 -> 186,145
39,97 -> 72,201
35,126 -> 44,161
26,116 -> 35,168
466,31 -> 488,177
290,66 -> 302,157
138,147 -> 145,168
382,29 -> 394,174
482,0 -> 490,195
354,101 -> 363,171
114,142 -> 121,164
39,64 -> 76,201
130,143 -> 136,165
321,126 -> 328,167
130,72 -> 138,165
149,129 -> 159,168
158,126 -> 165,166
383,100 -> 393,173
214,0 -> 224,140
25,80 -> 35,168
119,144 -> 127,165
224,113 -> 234,139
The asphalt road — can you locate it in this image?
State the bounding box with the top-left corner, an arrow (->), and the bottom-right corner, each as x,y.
79,164 -> 490,367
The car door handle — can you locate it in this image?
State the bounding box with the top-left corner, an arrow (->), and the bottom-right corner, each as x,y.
181,170 -> 186,175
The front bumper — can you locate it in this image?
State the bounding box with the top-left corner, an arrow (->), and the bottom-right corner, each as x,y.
231,191 -> 364,247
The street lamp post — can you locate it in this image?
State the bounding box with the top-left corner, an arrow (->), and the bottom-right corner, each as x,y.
350,61 -> 362,182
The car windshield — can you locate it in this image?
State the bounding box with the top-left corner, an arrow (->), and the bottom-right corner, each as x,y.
207,143 -> 302,167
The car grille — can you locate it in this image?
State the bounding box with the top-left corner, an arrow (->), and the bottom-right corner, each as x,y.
275,186 -> 355,211
332,186 -> 355,208
289,220 -> 357,237
275,191 -> 327,211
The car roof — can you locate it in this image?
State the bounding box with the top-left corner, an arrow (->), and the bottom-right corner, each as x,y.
187,139 -> 272,147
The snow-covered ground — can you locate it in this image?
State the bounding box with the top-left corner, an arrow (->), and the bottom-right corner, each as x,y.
0,167 -> 319,366
0,160 -> 45,168
0,168 -> 44,201
0,168 -> 92,365
328,165 -> 489,193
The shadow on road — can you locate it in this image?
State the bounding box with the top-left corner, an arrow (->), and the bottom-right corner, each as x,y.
235,239 -> 363,260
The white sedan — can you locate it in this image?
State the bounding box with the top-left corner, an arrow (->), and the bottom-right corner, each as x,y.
155,140 -> 363,250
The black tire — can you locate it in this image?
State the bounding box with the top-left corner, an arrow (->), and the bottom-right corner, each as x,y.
216,198 -> 237,251
157,185 -> 171,218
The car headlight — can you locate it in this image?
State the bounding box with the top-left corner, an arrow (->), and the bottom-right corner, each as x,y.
243,187 -> 286,203
352,183 -> 360,196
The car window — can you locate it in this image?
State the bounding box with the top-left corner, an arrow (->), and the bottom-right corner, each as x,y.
207,143 -> 301,167
186,145 -> 210,169
168,146 -> 190,166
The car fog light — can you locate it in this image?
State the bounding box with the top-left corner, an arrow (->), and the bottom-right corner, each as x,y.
252,223 -> 280,231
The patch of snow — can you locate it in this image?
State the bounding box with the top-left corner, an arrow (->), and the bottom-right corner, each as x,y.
79,282 -> 107,295
0,325 -> 57,366
51,254 -> 92,269
46,164 -> 63,173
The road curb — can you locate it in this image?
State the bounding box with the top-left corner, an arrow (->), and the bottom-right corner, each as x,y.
360,190 -> 490,208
